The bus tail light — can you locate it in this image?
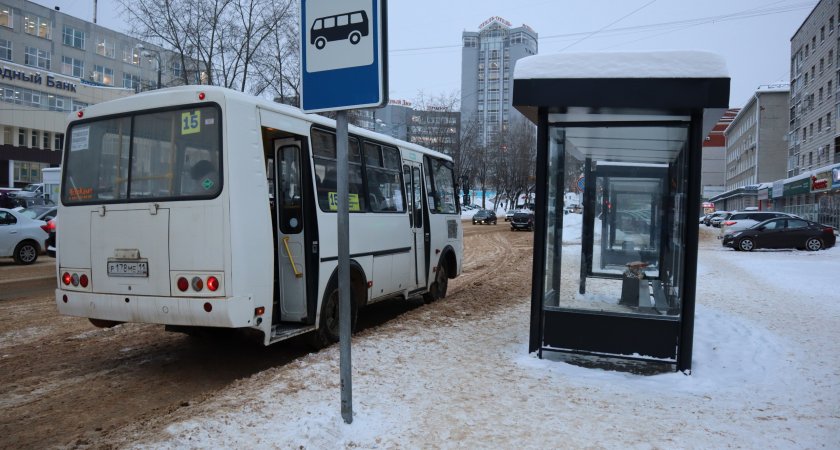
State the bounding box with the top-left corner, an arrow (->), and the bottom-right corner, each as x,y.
59,268 -> 91,292
172,273 -> 224,296
177,277 -> 189,292
207,276 -> 219,292
198,92 -> 206,100
255,306 -> 265,316
191,277 -> 204,291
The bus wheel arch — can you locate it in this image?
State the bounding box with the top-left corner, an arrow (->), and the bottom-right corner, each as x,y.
424,247 -> 455,303
309,261 -> 367,349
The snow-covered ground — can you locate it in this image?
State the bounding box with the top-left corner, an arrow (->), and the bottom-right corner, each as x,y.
130,225 -> 839,449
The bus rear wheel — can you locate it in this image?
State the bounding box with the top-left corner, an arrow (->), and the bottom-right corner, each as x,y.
423,261 -> 449,304
349,31 -> 361,45
308,282 -> 358,349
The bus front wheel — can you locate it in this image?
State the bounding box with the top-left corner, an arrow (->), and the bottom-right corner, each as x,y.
315,37 -> 326,49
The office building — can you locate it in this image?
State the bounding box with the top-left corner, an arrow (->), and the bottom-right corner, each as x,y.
1,0 -> 191,187
460,16 -> 537,148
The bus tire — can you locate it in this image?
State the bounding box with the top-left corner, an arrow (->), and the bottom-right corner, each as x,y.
315,37 -> 326,49
423,261 -> 449,304
89,318 -> 122,328
349,31 -> 361,45
308,281 -> 358,349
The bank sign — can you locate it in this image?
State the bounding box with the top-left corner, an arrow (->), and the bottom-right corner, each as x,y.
300,0 -> 388,113
1,64 -> 78,92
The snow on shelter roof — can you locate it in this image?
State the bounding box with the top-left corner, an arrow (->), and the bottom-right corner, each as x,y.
514,50 -> 729,80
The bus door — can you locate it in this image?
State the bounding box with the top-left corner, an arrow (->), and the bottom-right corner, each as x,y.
274,139 -> 308,322
404,162 -> 427,289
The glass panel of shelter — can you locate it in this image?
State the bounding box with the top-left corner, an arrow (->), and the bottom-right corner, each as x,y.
544,122 -> 689,318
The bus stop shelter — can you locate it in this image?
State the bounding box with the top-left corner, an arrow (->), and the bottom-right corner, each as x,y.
512,51 -> 730,372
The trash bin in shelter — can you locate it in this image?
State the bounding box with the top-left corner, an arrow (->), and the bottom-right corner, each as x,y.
513,51 -> 730,372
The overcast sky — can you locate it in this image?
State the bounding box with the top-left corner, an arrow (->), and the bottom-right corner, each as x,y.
34,0 -> 816,108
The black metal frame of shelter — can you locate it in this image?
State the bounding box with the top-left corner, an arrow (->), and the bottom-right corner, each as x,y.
514,75 -> 729,373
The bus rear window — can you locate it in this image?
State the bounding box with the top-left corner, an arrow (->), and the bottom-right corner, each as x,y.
62,106 -> 222,204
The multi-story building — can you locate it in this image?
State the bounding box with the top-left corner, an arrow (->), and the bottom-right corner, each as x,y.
354,99 -> 461,157
701,108 -> 739,201
711,88 -> 789,211
780,0 -> 840,227
407,107 -> 460,156
0,0 -> 193,187
460,16 -> 537,148
354,99 -> 413,141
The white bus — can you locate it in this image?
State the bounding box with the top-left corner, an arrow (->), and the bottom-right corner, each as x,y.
55,86 -> 463,347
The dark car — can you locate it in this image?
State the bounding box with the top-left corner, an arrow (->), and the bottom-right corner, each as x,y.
472,209 -> 497,225
510,211 -> 534,231
722,217 -> 836,251
45,218 -> 56,258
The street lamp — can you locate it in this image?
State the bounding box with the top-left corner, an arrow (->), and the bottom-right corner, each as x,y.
137,44 -> 162,90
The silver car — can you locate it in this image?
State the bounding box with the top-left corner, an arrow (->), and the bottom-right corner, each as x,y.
0,208 -> 49,264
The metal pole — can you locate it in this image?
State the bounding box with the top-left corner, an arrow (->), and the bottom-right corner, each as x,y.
156,55 -> 162,90
336,110 -> 353,423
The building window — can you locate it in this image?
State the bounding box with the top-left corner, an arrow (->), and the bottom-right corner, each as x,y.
24,14 -> 51,39
30,130 -> 38,148
170,60 -> 182,78
60,56 -> 83,78
819,87 -> 824,103
122,46 -> 140,64
123,73 -> 141,90
24,46 -> 50,70
18,128 -> 25,146
0,38 -> 10,61
42,132 -> 49,149
54,133 -> 63,151
820,58 -> 824,74
95,36 -> 115,58
819,118 -> 823,132
62,26 -> 85,49
72,101 -> 87,112
830,50 -> 835,67
830,81 -> 834,98
0,4 -> 13,28
92,65 -> 114,85
48,94 -> 68,111
831,16 -> 835,34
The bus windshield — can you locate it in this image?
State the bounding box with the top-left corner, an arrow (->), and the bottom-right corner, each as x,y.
62,105 -> 222,204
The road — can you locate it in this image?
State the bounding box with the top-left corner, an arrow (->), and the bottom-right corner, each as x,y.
0,222 -> 531,449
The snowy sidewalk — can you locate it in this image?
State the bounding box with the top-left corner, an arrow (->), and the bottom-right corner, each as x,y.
129,237 -> 839,449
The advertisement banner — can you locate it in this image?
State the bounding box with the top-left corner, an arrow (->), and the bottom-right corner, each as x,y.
784,177 -> 811,196
833,167 -> 840,189
811,171 -> 832,193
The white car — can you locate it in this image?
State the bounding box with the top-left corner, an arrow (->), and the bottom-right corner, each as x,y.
0,208 -> 49,264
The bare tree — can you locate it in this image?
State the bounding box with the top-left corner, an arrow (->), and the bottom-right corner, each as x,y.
118,0 -> 297,95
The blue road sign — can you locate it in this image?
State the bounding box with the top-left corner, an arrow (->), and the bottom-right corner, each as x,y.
577,175 -> 585,192
301,0 -> 388,113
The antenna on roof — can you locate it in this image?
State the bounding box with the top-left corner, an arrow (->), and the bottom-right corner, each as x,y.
93,0 -> 98,23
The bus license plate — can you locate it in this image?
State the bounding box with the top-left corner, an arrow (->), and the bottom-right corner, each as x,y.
107,261 -> 149,277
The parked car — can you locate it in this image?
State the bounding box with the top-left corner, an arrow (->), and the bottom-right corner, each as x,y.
722,217 -> 836,251
0,188 -> 21,209
7,183 -> 44,199
505,209 -> 515,221
18,205 -> 57,222
0,208 -> 49,264
472,209 -> 497,225
709,211 -> 731,227
510,211 -> 535,231
720,211 -> 798,238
